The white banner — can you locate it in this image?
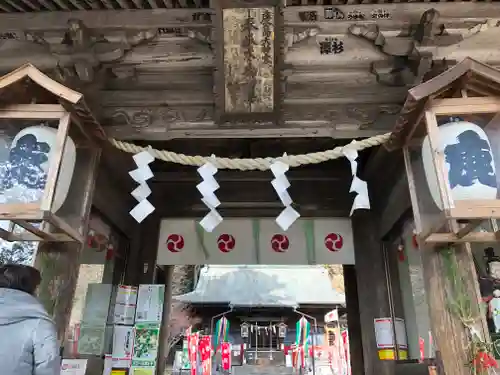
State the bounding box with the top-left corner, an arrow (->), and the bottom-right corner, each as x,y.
201,219 -> 255,264
157,218 -> 355,265
258,219 -> 308,264
314,219 -> 355,265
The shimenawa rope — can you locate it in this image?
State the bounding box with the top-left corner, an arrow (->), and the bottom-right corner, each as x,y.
108,132 -> 391,171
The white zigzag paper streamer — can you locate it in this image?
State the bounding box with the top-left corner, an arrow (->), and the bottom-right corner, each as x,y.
129,149 -> 155,223
342,140 -> 371,216
271,157 -> 300,231
197,159 -> 223,232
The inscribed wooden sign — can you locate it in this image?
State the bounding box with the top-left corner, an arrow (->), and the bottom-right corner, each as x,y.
214,0 -> 284,123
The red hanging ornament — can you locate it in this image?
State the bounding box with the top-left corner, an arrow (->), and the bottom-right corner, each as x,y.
412,233 -> 419,249
472,350 -> 498,373
199,335 -> 212,375
87,229 -> 95,247
105,244 -> 114,260
188,332 -> 199,375
397,243 -> 406,262
221,342 -> 231,371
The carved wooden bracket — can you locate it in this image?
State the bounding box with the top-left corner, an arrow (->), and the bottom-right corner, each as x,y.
285,27 -> 319,53
187,27 -> 213,47
27,19 -> 157,84
347,9 -> 446,87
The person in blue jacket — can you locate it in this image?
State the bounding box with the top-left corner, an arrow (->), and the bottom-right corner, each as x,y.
0,264 -> 60,375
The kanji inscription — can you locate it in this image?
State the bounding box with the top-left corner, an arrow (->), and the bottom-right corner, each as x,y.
444,130 -> 497,190
222,7 -> 275,113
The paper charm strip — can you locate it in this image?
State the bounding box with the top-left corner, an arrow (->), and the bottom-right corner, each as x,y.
129,149 -> 155,223
271,158 -> 300,231
197,159 -> 223,232
342,141 -> 371,216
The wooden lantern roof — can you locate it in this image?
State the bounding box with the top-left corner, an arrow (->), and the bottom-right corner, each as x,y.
385,57 -> 500,151
0,63 -> 105,140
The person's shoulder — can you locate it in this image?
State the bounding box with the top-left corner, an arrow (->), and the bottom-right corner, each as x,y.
34,317 -> 57,335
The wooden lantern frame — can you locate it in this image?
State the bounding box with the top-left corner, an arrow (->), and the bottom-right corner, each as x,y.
385,58 -> 500,245
0,64 -> 105,243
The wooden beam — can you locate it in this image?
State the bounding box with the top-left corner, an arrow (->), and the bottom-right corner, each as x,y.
0,8 -> 214,30
0,4 -> 498,31
100,102 -> 400,140
99,87 -> 406,106
105,120 -> 396,140
152,170 -> 349,183
159,205 -> 351,218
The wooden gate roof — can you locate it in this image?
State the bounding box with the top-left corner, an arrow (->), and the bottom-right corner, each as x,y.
0,1 -> 499,217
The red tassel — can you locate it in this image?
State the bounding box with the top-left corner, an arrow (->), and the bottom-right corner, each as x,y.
412,234 -> 419,249
398,244 -> 405,262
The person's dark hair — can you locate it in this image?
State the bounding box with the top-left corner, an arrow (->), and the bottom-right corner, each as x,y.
0,264 -> 41,295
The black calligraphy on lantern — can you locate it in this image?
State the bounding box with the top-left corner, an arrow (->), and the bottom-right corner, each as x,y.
261,9 -> 273,68
2,134 -> 50,191
319,38 -> 344,55
444,130 -> 497,190
298,11 -> 318,22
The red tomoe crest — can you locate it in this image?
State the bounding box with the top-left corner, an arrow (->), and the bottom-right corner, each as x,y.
324,233 -> 343,252
217,234 -> 236,253
271,234 -> 290,252
166,234 -> 185,252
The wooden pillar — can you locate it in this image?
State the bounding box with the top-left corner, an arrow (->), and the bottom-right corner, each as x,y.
124,224 -> 143,286
140,214 -> 161,284
420,244 -> 488,375
351,210 -> 394,375
36,242 -> 84,341
343,265 -> 364,375
157,264 -> 174,375
35,150 -> 100,340
124,214 -> 161,285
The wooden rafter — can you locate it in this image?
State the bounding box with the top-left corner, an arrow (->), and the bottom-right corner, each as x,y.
18,0 -> 42,10
64,0 -> 85,10
3,0 -> 27,11
49,0 -> 71,10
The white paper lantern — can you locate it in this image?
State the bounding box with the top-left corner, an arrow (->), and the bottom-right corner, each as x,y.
422,120 -> 497,210
0,125 -> 76,211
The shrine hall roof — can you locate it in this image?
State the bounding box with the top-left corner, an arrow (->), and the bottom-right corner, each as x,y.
173,265 -> 345,308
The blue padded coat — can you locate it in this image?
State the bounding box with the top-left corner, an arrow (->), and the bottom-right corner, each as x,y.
0,287 -> 60,375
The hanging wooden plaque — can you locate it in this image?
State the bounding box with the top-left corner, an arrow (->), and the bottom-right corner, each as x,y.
214,0 -> 284,124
